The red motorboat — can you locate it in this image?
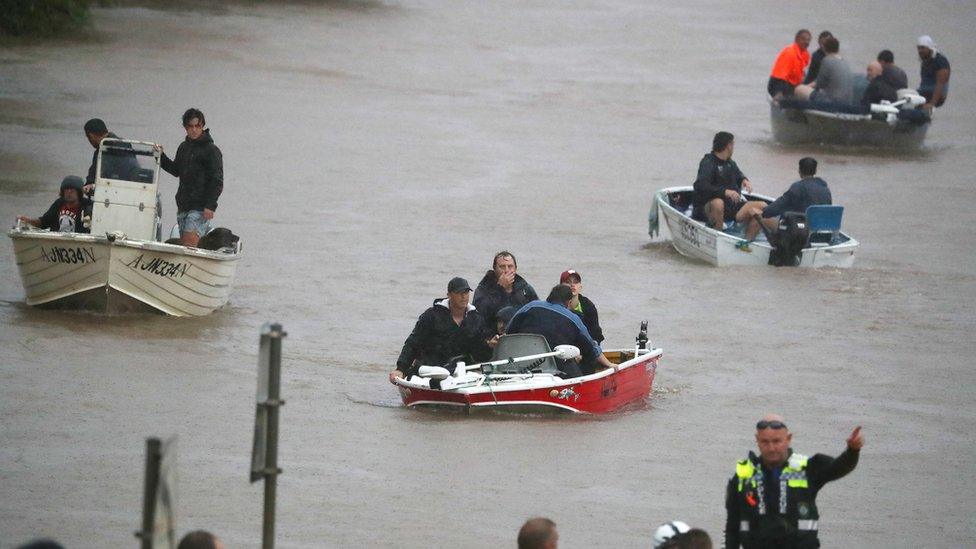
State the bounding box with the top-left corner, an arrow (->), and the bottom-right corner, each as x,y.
392,325 -> 662,414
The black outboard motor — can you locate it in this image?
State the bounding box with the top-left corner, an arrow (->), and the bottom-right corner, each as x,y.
767,212 -> 809,267
636,321 -> 649,350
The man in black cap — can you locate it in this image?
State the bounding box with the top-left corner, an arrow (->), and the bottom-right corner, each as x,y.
390,277 -> 493,382
82,118 -> 121,195
17,175 -> 93,233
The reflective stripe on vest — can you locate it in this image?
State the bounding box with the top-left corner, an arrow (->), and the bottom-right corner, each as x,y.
798,520 -> 819,531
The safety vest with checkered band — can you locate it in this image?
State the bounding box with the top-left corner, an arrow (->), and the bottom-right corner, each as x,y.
734,451 -> 820,548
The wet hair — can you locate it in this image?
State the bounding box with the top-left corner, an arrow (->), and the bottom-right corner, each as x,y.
83,118 -> 107,135
492,251 -> 517,270
799,157 -> 817,177
177,531 -> 218,549
518,517 -> 556,549
546,284 -> 574,305
182,108 -> 206,127
823,37 -> 840,54
659,528 -> 713,549
712,131 -> 734,153
818,30 -> 833,41
794,29 -> 811,41
877,49 -> 894,64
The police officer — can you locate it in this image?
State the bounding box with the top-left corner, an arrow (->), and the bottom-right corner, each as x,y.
724,414 -> 864,548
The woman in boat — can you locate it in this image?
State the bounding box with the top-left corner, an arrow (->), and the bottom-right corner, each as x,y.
559,269 -> 604,344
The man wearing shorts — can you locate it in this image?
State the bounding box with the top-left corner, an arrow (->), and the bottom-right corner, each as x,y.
692,132 -> 764,231
160,108 -> 224,247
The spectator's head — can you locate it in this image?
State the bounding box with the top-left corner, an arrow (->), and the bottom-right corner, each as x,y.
496,305 -> 517,335
659,528 -> 713,549
493,251 -> 518,278
59,175 -> 84,204
916,35 -> 936,60
817,30 -> 833,48
182,108 -> 206,140
794,29 -> 811,51
84,118 -> 109,148
798,157 -> 817,178
712,131 -> 734,156
559,269 -> 582,297
877,49 -> 895,65
518,517 -> 558,549
866,61 -> 883,80
177,530 -> 224,549
755,413 -> 792,468
823,37 -> 839,54
653,521 -> 690,548
446,277 -> 473,309
546,284 -> 574,307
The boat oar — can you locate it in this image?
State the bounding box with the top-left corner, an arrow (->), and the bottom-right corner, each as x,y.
417,345 -> 581,379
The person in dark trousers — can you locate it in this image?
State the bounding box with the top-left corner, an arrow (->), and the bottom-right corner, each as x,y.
16,175 -> 93,233
740,157 -> 831,241
389,277 -> 492,382
507,285 -> 615,377
876,50 -> 908,90
82,118 -> 121,194
916,35 -> 950,111
724,414 -> 864,549
802,31 -> 833,85
160,108 -> 223,247
177,530 -> 224,549
473,251 -> 538,328
560,269 -> 603,344
692,132 -> 764,231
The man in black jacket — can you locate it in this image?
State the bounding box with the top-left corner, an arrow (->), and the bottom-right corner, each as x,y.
389,277 -> 492,382
17,176 -> 93,233
559,269 -> 603,344
741,157 -> 832,240
725,414 -> 863,549
82,118 -> 121,195
473,251 -> 539,328
160,108 -> 223,247
692,132 -> 765,231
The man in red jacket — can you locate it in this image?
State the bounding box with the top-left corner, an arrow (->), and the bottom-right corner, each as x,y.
768,30 -> 812,98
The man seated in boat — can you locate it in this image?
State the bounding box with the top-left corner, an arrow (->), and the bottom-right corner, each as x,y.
692,132 -> 765,232
507,285 -> 615,378
739,157 -> 832,240
389,277 -> 493,383
473,251 -> 539,328
860,61 -> 899,107
560,269 -> 604,344
16,176 -> 93,234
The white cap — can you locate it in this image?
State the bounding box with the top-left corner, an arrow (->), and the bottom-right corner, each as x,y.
653,521 -> 690,548
917,35 -> 936,49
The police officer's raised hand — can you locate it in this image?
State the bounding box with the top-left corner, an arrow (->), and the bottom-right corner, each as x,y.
846,426 -> 864,450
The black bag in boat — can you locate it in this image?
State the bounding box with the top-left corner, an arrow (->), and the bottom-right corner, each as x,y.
767,212 -> 808,267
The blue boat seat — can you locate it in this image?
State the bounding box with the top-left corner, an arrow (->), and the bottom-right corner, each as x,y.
806,205 -> 843,246
491,334 -> 558,375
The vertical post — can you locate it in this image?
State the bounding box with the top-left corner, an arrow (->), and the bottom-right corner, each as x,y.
262,323 -> 285,549
137,438 -> 162,549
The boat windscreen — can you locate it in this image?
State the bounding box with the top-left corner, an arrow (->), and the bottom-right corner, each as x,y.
100,143 -> 156,184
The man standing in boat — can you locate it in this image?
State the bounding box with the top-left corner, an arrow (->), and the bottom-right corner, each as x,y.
916,35 -> 950,112
724,414 -> 864,549
692,132 -> 765,232
82,118 -> 119,196
389,277 -> 492,382
160,108 -> 224,247
473,251 -> 539,329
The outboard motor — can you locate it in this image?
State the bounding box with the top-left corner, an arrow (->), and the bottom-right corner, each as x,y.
767,212 -> 809,267
636,321 -> 649,350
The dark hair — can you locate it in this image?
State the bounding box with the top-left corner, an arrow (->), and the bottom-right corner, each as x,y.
177,531 -> 218,549
83,118 -> 108,135
546,284 -> 573,305
877,49 -> 894,64
660,528 -> 713,549
518,517 -> 556,549
182,108 -> 206,127
493,251 -> 517,270
798,157 -> 817,176
818,30 -> 833,41
712,131 -> 734,153
823,37 -> 839,54
794,29 -> 811,41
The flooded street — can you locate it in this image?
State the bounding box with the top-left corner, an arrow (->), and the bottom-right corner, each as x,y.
2,1 -> 975,547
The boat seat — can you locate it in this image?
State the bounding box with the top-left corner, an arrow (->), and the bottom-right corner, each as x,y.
491,334 -> 559,375
805,205 -> 843,247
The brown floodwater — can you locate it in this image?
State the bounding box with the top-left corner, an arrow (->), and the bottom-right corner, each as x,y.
1,1 -> 975,547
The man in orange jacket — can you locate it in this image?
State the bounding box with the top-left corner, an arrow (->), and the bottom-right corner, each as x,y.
767,30 -> 812,98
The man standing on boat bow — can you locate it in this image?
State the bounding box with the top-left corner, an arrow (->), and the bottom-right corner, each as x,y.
390,277 -> 492,383
724,414 -> 863,549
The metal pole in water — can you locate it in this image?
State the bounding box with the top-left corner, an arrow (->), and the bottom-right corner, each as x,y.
262,323 -> 285,549
136,437 -> 161,549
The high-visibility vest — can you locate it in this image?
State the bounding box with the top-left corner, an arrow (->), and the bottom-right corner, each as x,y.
769,43 -> 811,86
734,453 -> 820,548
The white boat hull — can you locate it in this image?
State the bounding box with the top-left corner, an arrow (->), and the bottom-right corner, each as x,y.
9,228 -> 241,316
652,187 -> 858,268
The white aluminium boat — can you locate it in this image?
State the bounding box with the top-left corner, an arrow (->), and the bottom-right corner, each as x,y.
8,139 -> 241,316
649,186 -> 858,268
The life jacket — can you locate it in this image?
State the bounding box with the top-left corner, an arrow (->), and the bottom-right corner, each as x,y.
733,452 -> 820,549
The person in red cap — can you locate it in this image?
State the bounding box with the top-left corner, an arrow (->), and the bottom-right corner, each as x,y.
560,269 -> 604,344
